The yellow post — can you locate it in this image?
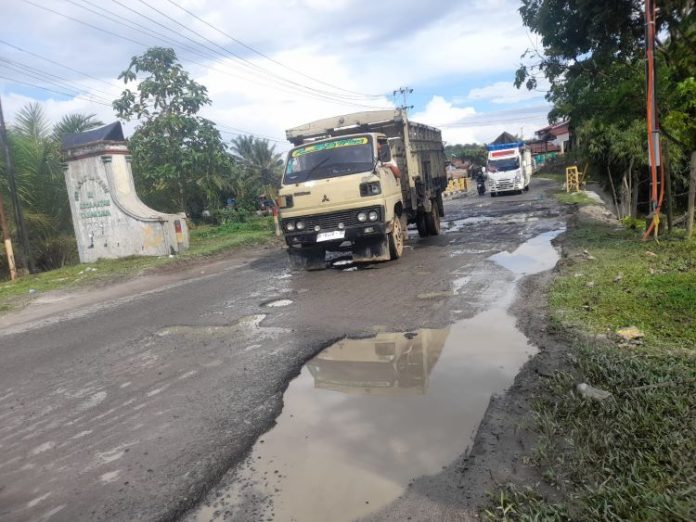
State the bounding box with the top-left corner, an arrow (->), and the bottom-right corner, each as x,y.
566,166 -> 580,193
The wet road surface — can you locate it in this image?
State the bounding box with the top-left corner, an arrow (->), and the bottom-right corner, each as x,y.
0,178 -> 565,521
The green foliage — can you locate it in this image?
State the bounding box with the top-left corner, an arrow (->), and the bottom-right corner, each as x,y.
113,47 -> 230,216
229,135 -> 284,205
444,143 -> 487,165
0,104 -> 104,274
516,0 -> 696,216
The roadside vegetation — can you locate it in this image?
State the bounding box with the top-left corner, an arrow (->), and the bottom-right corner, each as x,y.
553,191 -> 596,206
0,47 -> 284,283
0,217 -> 274,310
483,3 -> 696,515
485,218 -> 696,521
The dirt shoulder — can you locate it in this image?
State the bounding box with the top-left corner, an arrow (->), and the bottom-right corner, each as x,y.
0,240 -> 283,334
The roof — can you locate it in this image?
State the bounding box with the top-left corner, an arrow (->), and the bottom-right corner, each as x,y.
491,131 -> 519,145
536,120 -> 570,138
61,121 -> 124,151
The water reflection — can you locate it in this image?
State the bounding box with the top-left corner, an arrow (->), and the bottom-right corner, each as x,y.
306,330 -> 448,396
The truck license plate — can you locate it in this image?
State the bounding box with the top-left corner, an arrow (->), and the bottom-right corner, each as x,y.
316,230 -> 345,242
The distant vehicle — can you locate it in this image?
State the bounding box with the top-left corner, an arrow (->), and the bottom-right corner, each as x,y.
278,110 -> 447,270
485,141 -> 532,196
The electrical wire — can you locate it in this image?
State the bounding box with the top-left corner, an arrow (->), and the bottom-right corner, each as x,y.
0,74 -> 112,106
21,0 -> 389,110
0,39 -> 119,89
130,0 -> 388,105
163,0 -> 383,99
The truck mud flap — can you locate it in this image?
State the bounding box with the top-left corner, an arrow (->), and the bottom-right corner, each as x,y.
352,237 -> 391,263
288,246 -> 327,271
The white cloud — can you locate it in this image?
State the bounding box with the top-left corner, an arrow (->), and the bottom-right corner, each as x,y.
465,80 -> 549,104
1,0 -> 544,151
412,96 -> 551,144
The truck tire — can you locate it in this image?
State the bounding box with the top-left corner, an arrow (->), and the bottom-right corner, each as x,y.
288,246 -> 326,271
425,199 -> 441,235
416,213 -> 428,238
388,217 -> 404,259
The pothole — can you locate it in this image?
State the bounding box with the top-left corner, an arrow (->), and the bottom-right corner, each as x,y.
264,299 -> 293,308
188,228 -> 564,522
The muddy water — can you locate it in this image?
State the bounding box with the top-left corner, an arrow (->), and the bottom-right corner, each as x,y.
192,230 -> 563,522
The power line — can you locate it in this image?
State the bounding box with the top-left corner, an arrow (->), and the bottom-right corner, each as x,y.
163,0 -> 383,100
0,57 -> 114,102
0,74 -> 113,106
21,0 -> 389,110
0,39 -> 118,89
131,0 -> 387,105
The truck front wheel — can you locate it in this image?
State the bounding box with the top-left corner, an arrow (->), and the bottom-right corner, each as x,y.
388,217 -> 405,259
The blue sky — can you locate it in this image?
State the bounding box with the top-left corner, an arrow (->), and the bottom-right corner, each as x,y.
0,0 -> 551,150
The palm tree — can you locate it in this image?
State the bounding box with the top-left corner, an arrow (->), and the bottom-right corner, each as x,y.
53,113 -> 104,140
0,104 -> 104,274
229,135 -> 284,200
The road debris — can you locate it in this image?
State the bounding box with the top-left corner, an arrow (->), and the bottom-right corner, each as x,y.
577,382 -> 612,401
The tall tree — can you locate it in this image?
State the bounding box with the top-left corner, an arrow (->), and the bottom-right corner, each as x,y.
113,47 -> 228,216
516,0 -> 696,220
230,135 -> 284,201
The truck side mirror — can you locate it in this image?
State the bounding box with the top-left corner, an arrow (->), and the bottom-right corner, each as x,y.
378,144 -> 391,163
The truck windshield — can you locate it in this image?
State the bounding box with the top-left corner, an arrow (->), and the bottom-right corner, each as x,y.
487,157 -> 519,172
284,136 -> 374,183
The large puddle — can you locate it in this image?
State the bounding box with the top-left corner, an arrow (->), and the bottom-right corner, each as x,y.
192,229 -> 564,522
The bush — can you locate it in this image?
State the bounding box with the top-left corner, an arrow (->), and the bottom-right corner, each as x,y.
33,235 -> 79,271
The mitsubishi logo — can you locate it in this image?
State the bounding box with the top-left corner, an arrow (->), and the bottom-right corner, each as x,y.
322,194 -> 330,203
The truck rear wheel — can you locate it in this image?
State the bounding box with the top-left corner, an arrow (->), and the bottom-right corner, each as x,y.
425,200 -> 441,236
416,213 -> 428,238
388,217 -> 404,259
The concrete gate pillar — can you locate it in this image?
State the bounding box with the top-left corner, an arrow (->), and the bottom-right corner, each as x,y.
62,122 -> 189,263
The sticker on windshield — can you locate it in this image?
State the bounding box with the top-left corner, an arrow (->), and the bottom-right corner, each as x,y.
291,137 -> 369,158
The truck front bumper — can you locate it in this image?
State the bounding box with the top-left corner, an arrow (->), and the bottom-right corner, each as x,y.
284,222 -> 386,247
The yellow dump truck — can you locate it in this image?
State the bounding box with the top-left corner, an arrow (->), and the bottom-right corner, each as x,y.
278,110 -> 447,269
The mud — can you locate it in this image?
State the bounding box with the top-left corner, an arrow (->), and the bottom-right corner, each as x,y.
189,227 -> 564,522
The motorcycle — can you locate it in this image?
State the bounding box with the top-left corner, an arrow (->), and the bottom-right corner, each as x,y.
476,172 -> 486,196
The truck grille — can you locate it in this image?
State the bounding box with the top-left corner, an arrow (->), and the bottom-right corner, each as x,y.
494,179 -> 514,190
283,206 -> 382,231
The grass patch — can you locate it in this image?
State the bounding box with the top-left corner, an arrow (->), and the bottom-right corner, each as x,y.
554,191 -> 597,206
550,224 -> 696,349
0,217 -> 275,307
484,220 -> 696,521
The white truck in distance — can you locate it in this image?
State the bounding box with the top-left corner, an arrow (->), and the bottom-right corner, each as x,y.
485,141 -> 532,196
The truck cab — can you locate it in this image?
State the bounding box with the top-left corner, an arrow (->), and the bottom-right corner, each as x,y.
486,143 -> 532,196
279,111 -> 446,270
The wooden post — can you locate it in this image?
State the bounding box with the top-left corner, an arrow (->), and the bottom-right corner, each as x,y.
0,192 -> 17,280
687,151 -> 696,239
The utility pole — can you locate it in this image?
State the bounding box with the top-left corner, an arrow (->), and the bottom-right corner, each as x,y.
0,96 -> 33,273
392,87 -> 414,113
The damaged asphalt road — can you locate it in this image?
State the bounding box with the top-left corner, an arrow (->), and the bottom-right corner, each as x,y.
0,178 -> 566,522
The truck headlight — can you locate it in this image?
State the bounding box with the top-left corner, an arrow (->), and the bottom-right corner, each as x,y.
296,221 -> 305,230
368,210 -> 379,222
360,182 -> 381,196
286,222 -> 295,231
357,212 -> 367,222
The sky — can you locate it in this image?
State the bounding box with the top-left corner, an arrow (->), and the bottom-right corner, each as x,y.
0,0 -> 551,153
